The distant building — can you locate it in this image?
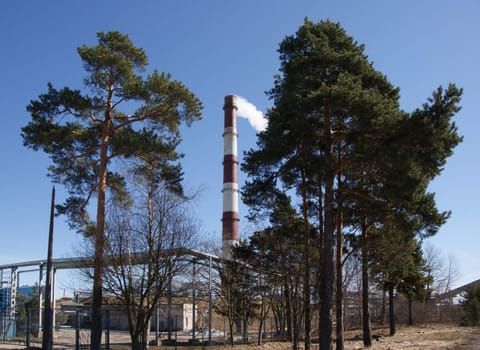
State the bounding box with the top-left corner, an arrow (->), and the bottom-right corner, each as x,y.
60,298 -> 194,332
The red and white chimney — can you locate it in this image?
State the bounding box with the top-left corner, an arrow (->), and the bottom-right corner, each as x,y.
222,95 -> 239,257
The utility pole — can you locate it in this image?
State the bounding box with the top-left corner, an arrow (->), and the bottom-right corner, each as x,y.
42,186 -> 55,350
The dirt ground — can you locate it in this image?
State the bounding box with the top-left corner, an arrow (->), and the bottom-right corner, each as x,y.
212,324 -> 480,350
0,324 -> 478,350
225,324 -> 480,350
340,324 -> 480,349
204,324 -> 479,350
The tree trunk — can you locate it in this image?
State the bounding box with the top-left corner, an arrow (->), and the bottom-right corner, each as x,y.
292,310 -> 299,350
361,219 -> 372,347
335,208 -> 344,350
381,290 -> 386,325
242,317 -> 248,344
91,129 -> 110,350
408,298 -> 413,326
257,281 -> 267,346
320,136 -> 335,350
144,312 -> 152,349
317,183 -> 324,344
228,319 -> 234,346
91,89 -> 113,350
388,285 -> 396,336
257,316 -> 264,345
284,282 -> 293,341
131,337 -> 142,350
301,168 -> 311,350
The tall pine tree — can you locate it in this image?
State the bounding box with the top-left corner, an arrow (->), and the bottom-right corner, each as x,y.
22,31 -> 202,350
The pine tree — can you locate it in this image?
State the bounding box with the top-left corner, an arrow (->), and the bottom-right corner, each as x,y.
461,285 -> 480,326
21,31 -> 202,350
244,19 -> 402,350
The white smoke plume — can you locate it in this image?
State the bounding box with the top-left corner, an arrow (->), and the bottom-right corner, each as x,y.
235,95 -> 268,132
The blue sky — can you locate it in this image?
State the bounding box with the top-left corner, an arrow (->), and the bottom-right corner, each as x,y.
0,1 -> 478,292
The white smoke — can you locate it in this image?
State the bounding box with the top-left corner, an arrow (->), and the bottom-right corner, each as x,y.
235,95 -> 268,132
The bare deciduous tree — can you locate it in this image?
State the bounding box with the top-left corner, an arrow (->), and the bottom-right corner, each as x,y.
424,243 -> 461,298
423,243 -> 461,323
82,168 -> 199,350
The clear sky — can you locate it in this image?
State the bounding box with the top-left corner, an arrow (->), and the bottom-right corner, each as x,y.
0,1 -> 478,293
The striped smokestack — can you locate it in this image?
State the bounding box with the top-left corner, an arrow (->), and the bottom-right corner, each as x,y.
222,95 -> 239,257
